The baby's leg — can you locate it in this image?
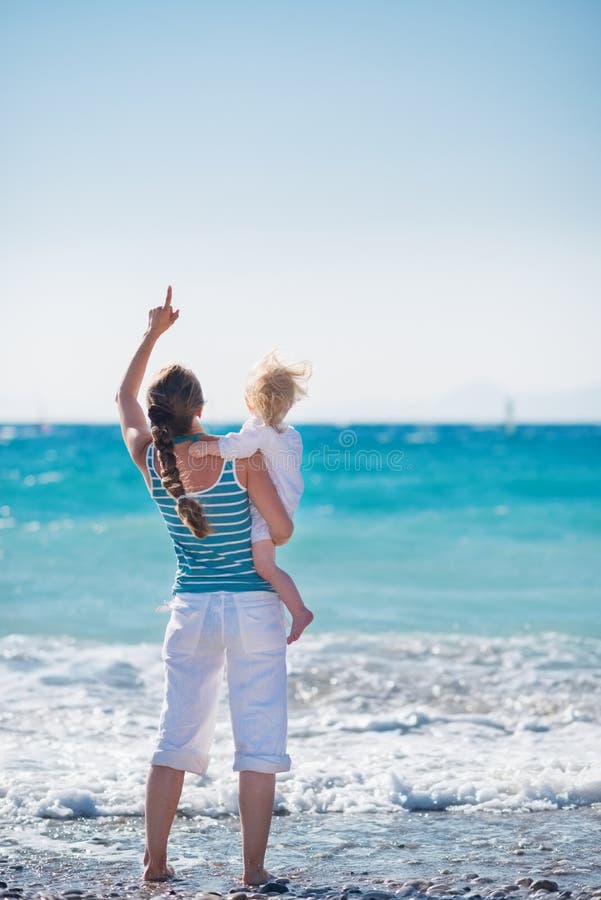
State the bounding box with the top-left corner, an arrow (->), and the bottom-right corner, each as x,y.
252,540 -> 314,644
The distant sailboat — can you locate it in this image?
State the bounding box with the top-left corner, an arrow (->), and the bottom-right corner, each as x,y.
504,397 -> 516,435
38,400 -> 52,435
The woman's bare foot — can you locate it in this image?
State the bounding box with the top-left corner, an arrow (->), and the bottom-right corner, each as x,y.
243,866 -> 272,886
143,863 -> 175,882
143,850 -> 175,882
287,607 -> 314,644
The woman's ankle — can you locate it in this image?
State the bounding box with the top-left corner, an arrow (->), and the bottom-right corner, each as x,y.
243,864 -> 270,885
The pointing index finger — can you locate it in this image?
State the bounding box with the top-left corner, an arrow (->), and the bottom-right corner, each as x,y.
163,285 -> 172,309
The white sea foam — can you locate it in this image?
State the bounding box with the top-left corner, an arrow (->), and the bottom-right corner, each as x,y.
1,631 -> 600,824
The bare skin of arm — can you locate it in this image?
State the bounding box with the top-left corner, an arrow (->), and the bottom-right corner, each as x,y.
116,286 -> 180,488
237,452 -> 293,546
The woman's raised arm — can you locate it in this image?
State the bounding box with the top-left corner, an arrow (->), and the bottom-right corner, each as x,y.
116,285 -> 179,470
246,453 -> 294,546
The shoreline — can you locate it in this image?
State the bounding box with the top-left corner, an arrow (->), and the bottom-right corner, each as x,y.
1,808 -> 600,900
0,866 -> 598,900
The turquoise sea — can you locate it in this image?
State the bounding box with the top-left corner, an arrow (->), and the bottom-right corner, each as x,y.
1,423 -> 600,641
1,423 -> 600,894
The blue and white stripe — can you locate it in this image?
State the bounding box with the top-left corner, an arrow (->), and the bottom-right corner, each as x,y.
146,442 -> 274,595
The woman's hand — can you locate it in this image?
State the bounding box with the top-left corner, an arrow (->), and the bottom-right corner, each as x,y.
147,285 -> 180,337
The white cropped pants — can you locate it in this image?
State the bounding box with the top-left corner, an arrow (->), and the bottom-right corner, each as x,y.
151,590 -> 291,776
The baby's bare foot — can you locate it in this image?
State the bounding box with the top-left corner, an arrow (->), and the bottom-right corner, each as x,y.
243,866 -> 272,886
287,607 -> 314,644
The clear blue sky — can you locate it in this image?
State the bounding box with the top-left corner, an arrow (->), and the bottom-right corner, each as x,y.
1,1 -> 600,422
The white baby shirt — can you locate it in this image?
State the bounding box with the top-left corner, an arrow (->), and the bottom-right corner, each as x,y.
218,416 -> 304,538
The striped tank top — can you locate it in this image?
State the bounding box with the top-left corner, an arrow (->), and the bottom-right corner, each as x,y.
146,437 -> 274,595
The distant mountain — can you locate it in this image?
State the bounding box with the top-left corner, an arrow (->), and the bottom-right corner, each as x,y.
406,381 -> 601,423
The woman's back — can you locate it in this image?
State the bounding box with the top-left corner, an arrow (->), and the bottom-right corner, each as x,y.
147,438 -> 274,595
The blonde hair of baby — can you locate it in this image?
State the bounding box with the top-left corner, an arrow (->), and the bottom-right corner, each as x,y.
246,350 -> 312,431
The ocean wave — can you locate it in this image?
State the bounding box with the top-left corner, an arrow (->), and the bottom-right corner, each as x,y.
0,631 -> 600,822
3,760 -> 600,821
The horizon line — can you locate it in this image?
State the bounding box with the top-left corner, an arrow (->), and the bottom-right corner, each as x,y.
1,419 -> 600,428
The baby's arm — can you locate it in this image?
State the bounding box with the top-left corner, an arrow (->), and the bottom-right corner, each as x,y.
189,425 -> 265,461
218,427 -> 264,459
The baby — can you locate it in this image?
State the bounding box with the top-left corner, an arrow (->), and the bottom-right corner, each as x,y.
190,350 -> 314,644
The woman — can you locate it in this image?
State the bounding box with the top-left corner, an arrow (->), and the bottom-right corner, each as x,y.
116,286 -> 294,885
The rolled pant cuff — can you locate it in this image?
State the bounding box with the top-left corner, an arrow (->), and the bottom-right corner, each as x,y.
151,747 -> 210,776
233,752 -> 291,774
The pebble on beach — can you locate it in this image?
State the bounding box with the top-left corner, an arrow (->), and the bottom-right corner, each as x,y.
1,870 -> 600,900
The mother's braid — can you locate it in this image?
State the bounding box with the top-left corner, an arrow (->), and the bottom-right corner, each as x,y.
150,423 -> 185,499
150,421 -> 213,540
147,369 -> 213,540
176,494 -> 213,541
